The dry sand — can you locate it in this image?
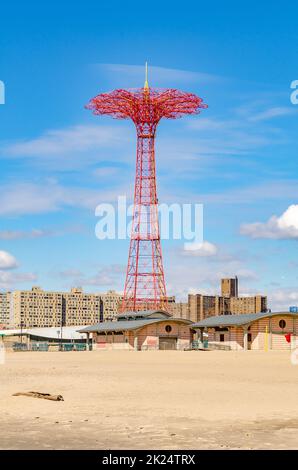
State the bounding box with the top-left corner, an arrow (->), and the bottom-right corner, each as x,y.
0,349 -> 298,450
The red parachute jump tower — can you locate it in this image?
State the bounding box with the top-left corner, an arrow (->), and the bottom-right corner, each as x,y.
86,64 -> 207,312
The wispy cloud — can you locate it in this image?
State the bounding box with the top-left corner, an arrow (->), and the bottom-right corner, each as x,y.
198,180 -> 298,205
57,264 -> 125,290
4,124 -> 129,158
95,63 -> 221,87
248,106 -> 296,122
0,181 -> 129,215
58,269 -> 83,279
1,91 -> 291,188
159,179 -> 298,206
0,271 -> 37,289
0,226 -> 83,240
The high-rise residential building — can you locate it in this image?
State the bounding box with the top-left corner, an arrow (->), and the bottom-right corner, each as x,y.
221,277 -> 239,298
64,287 -> 103,326
0,292 -> 11,327
13,287 -> 63,328
11,287 -> 103,328
101,290 -> 123,320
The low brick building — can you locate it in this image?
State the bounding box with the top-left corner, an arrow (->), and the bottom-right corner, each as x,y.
192,311 -> 298,351
79,310 -> 193,351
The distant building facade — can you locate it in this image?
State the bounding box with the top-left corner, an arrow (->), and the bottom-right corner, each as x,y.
2,277 -> 268,328
101,290 -> 123,320
172,277 -> 267,323
0,292 -> 11,327
221,277 -> 239,298
11,287 -> 103,328
13,287 -> 64,328
229,295 -> 267,315
168,301 -> 189,319
64,287 -> 103,326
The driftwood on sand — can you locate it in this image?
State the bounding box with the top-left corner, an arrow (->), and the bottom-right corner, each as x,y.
13,391 -> 64,401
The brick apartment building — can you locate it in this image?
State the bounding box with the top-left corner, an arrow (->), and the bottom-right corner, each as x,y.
172,277 -> 267,323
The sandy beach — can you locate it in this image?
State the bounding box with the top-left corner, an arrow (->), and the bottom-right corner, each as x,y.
0,349 -> 298,450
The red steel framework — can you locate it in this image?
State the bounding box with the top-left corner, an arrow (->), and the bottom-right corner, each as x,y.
86,68 -> 207,312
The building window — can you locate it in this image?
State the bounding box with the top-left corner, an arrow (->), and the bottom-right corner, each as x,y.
279,319 -> 286,329
165,325 -> 172,333
220,334 -> 225,342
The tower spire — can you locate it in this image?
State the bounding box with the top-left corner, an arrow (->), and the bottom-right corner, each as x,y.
144,62 -> 149,89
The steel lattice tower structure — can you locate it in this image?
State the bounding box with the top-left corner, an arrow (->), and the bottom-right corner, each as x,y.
86,65 -> 207,312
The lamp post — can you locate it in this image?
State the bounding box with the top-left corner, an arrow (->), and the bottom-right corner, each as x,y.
20,320 -> 24,344
60,320 -> 63,351
56,330 -> 60,350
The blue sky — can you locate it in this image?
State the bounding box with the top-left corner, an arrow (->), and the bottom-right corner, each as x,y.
0,0 -> 298,309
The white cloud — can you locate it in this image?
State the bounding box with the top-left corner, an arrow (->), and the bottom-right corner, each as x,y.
0,251 -> 18,269
196,181 -> 298,205
0,226 -> 84,240
93,167 -> 122,178
96,63 -> 221,87
1,91 -> 290,186
0,229 -> 52,240
188,117 -> 239,131
165,241 -> 260,300
184,241 -> 218,256
166,253 -> 259,300
4,124 -> 128,157
268,288 -> 298,311
0,181 -> 128,215
248,107 -> 295,122
58,269 -> 83,279
0,271 -> 37,289
57,264 -> 125,290
240,205 -> 298,239
0,252 -> 37,289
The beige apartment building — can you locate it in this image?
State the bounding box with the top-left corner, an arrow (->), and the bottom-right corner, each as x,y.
101,290 -> 123,320
0,292 -> 11,327
64,287 -> 103,326
13,287 -> 63,328
12,286 -> 104,328
8,287 -> 124,328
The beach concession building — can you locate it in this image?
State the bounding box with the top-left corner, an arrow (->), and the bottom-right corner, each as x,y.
192,311 -> 298,351
78,310 -> 193,351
